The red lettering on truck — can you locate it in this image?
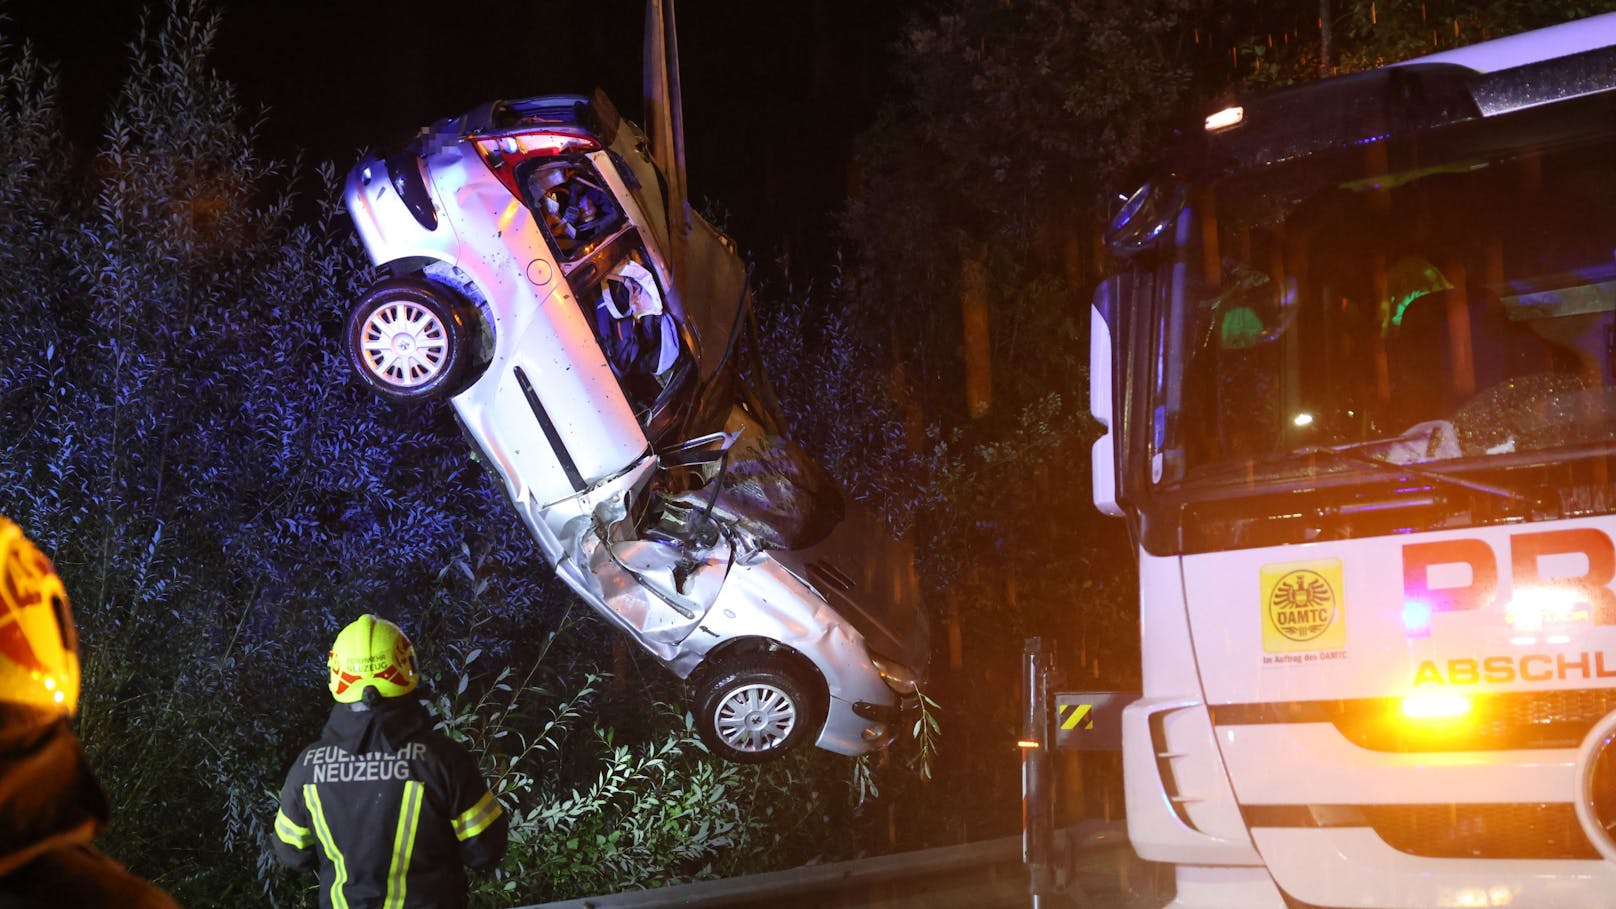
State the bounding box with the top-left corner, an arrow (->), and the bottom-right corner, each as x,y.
1403,528 -> 1616,623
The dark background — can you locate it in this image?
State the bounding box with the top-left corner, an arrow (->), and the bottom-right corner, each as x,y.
11,0 -> 916,268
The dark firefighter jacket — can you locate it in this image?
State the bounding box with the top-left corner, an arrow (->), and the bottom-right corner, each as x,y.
0,719 -> 179,908
274,698 -> 507,909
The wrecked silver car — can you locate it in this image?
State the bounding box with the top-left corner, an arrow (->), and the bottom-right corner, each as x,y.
341,93 -> 927,762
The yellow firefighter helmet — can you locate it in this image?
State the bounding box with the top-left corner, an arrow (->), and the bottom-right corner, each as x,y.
0,516 -> 79,719
327,614 -> 418,703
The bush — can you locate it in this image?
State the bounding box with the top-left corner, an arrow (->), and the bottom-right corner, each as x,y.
0,3 -> 860,903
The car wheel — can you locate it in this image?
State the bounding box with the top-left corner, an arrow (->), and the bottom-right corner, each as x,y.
693,655 -> 815,763
346,277 -> 477,402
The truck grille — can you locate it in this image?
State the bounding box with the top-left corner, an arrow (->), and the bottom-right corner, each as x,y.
1363,803 -> 1597,859
1214,687 -> 1616,751
1248,803 -> 1598,860
1335,688 -> 1616,751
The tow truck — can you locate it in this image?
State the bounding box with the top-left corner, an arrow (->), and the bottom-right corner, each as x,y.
1089,12 -> 1616,908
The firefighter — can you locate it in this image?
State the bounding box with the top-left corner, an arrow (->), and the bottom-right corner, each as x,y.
273,615 -> 507,909
0,516 -> 179,907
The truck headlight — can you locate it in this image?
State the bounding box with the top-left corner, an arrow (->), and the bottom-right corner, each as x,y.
869,654 -> 918,695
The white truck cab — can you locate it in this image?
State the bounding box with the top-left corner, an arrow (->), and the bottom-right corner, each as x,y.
1094,14 -> 1616,907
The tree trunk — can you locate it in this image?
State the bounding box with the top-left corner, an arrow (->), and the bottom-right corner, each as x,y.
1320,0 -> 1333,76
961,248 -> 992,419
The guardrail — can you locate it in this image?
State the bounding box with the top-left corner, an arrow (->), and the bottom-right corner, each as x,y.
520,819 -> 1149,909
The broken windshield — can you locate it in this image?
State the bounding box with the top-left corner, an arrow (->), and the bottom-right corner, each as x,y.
1155,111 -> 1616,490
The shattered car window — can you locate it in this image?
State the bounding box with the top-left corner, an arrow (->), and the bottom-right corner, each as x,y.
523,159 -> 624,261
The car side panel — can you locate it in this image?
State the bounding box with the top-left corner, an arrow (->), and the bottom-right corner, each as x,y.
417,144 -> 649,506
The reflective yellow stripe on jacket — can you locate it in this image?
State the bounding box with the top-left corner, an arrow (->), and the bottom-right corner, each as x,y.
275,808 -> 313,851
304,784 -> 350,909
452,790 -> 502,841
384,781 -> 425,909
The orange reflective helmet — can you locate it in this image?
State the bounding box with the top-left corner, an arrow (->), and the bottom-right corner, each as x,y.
327,614 -> 418,703
0,516 -> 79,719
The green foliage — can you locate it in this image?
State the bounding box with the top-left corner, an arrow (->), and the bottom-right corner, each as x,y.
1332,0 -> 1616,71
427,646 -> 849,906
0,3 -> 515,900
1203,0 -> 1616,88
909,688 -> 942,782
849,686 -> 942,807
749,261 -> 945,539
0,33 -> 67,283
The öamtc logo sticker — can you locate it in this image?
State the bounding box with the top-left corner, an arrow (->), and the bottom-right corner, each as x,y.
1261,558 -> 1346,655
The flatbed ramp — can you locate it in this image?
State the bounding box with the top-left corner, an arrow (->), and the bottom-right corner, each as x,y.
521,820 -> 1168,909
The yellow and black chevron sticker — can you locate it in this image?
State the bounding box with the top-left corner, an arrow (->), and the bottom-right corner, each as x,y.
1058,702 -> 1094,731
1053,691 -> 1136,751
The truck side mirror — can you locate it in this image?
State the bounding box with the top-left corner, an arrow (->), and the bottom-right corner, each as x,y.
1091,283 -> 1123,517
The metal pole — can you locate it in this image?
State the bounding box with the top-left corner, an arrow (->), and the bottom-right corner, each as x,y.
1022,637 -> 1054,907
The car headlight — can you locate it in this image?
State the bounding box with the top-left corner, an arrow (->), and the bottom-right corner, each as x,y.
869,654 -> 918,695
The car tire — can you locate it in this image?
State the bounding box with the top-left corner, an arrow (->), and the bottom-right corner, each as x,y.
693,655 -> 816,764
346,277 -> 478,402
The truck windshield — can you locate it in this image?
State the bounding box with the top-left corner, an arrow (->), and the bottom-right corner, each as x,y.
1156,115 -> 1616,487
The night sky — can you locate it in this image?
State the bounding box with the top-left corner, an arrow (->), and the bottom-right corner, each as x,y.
7,0 -> 919,268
